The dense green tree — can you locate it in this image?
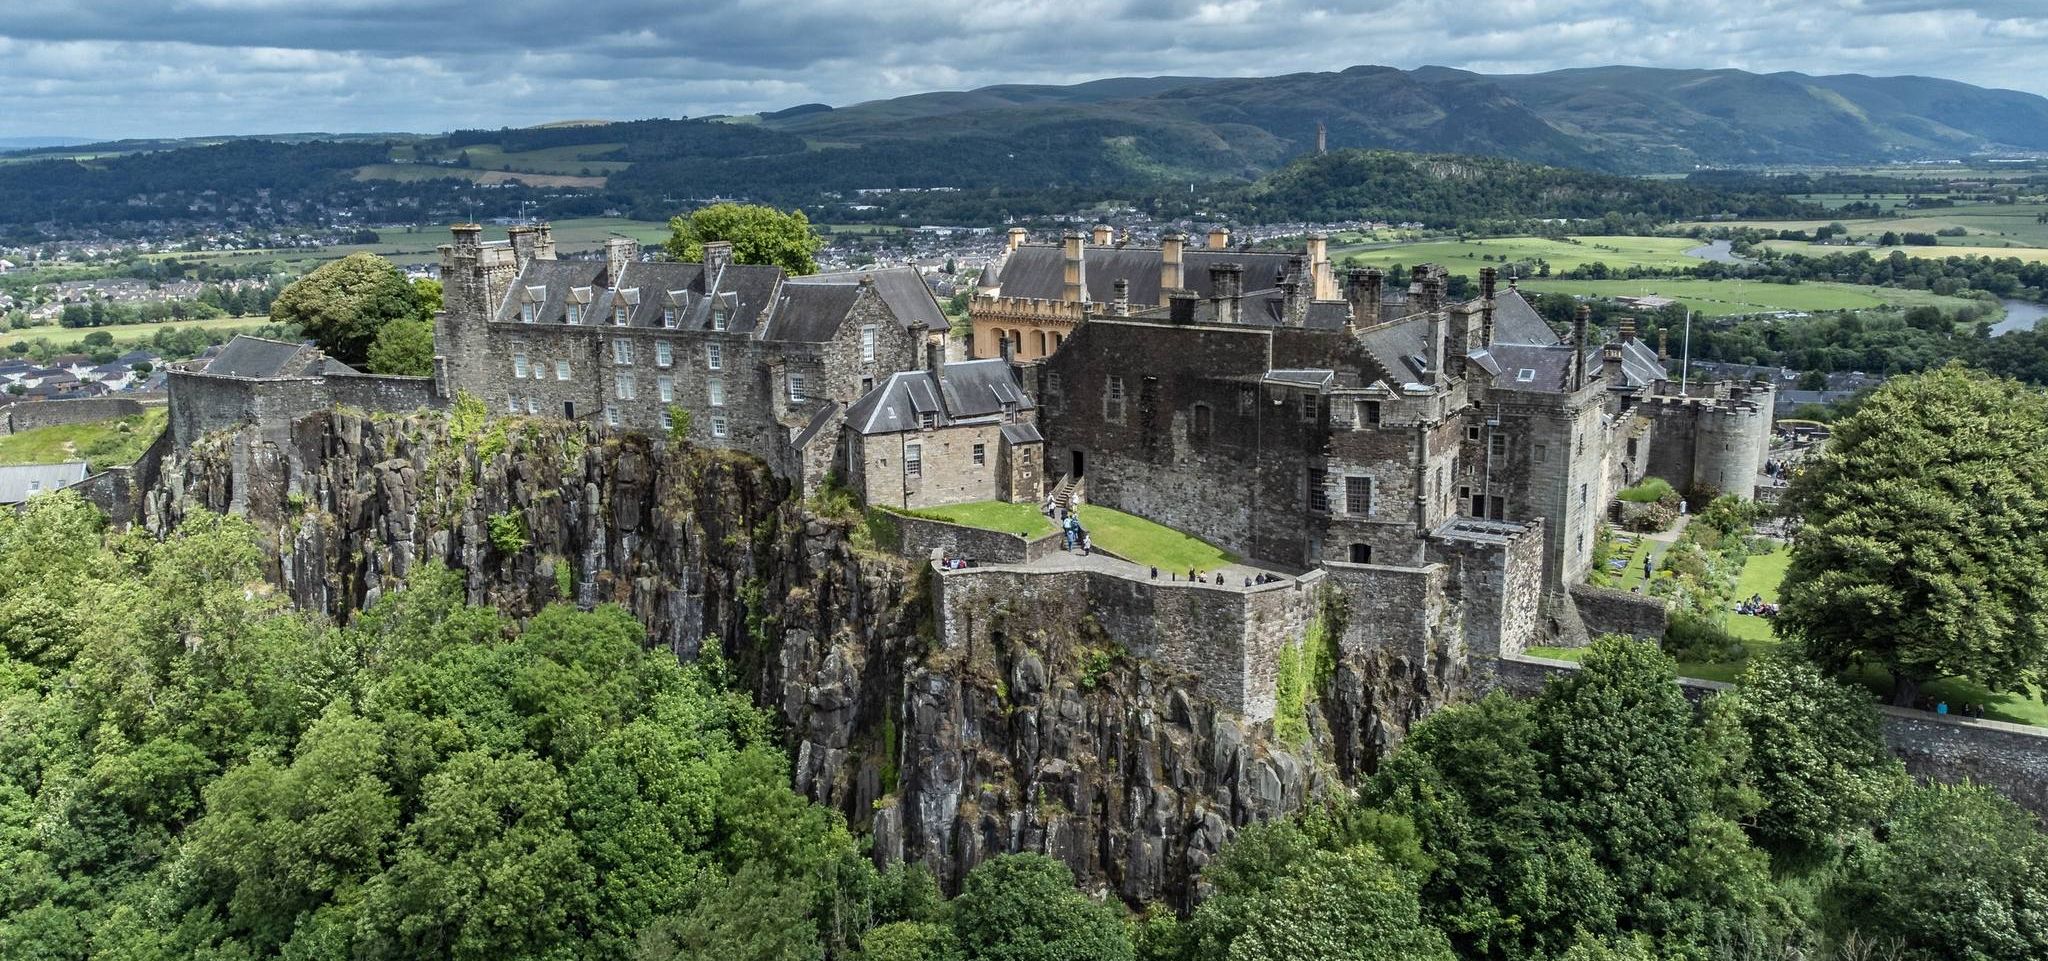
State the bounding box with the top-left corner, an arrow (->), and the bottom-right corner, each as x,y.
861,921 -> 963,961
1717,651 -> 1905,853
365,318 -> 435,375
1187,818 -> 1450,961
1779,364 -> 2048,703
1829,783 -> 2048,961
270,252 -> 431,365
950,854 -> 1133,961
665,203 -> 822,275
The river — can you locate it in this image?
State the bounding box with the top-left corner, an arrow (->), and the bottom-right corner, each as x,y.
1683,239 -> 1746,264
1992,299 -> 2048,336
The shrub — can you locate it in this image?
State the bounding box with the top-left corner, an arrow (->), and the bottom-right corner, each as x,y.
1662,613 -> 1745,664
1618,477 -> 1677,504
487,510 -> 529,555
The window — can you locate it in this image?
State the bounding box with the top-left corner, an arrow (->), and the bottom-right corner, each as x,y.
1350,543 -> 1372,564
706,343 -> 722,370
566,304 -> 582,325
1190,403 -> 1212,443
1515,368 -> 1536,383
906,442 -> 922,477
658,375 -> 674,402
860,376 -> 875,395
28,480 -> 40,492
614,305 -> 629,326
1533,444 -> 1548,464
520,303 -> 537,324
655,342 -> 672,368
1298,392 -> 1319,424
707,376 -> 725,407
1488,495 -> 1505,520
555,360 -> 570,381
1046,372 -> 1064,407
1362,400 -> 1382,426
711,416 -> 728,438
972,443 -> 986,466
507,394 -> 520,413
662,307 -> 677,328
612,338 -> 634,366
1308,468 -> 1329,512
1238,385 -> 1256,415
919,412 -> 937,430
604,404 -> 619,426
525,396 -> 538,415
659,407 -> 673,432
1346,475 -> 1372,515
788,371 -> 808,404
1490,433 -> 1507,459
1579,482 -> 1589,507
860,325 -> 877,363
712,308 -> 728,332
1466,424 -> 1482,442
616,372 -> 636,401
1104,375 -> 1127,423
513,352 -> 529,379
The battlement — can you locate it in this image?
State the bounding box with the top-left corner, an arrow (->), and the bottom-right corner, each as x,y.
972,294 -> 1088,324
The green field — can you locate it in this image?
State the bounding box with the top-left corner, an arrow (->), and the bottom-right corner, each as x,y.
9,315 -> 274,350
0,409 -> 166,472
1333,235 -> 1708,274
902,500 -> 1235,571
392,142 -> 632,176
1759,240 -> 2048,263
1518,277 -> 1987,317
1678,201 -> 2048,250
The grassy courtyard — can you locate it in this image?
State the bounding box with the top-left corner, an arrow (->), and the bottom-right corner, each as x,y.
0,409 -> 166,473
902,500 -> 1235,572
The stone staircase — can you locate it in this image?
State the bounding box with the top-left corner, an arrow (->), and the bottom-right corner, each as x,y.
1050,474 -> 1085,513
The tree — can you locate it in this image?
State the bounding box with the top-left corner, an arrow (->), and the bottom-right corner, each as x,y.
1779,364 -> 2048,703
1188,819 -> 1450,961
665,203 -> 822,275
269,252 -> 428,365
949,854 -> 1133,961
1719,651 -> 1905,854
365,319 -> 434,376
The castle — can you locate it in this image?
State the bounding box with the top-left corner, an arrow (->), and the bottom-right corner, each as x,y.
167,222 -> 1770,651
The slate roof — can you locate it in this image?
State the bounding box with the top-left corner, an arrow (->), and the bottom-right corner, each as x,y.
844,358 -> 1033,435
771,267 -> 942,341
1490,288 -> 1560,346
204,336 -> 314,378
0,461 -> 88,504
995,244 -> 1301,305
498,259 -> 934,344
1480,343 -> 1592,392
1000,423 -> 1044,445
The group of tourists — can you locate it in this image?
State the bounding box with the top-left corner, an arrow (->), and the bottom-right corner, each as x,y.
1734,593 -> 1779,618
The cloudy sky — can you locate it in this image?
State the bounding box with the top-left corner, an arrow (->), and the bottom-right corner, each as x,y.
2,0 -> 2045,140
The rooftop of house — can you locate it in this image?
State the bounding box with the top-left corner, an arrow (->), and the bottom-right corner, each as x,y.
993,244 -> 1305,305
845,358 -> 1034,436
497,259 -> 939,342
198,335 -> 347,379
0,461 -> 88,504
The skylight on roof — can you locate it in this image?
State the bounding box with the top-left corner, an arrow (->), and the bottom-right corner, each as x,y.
1516,369 -> 1537,382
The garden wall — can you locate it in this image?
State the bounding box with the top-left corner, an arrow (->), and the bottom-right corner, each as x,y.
1569,583 -> 1668,641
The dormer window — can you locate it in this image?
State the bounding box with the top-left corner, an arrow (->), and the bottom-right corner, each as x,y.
662,307 -> 677,328
566,303 -> 582,325
520,303 -> 537,324
613,288 -> 639,326
919,412 -> 937,430
665,290 -> 688,328
566,286 -> 593,325
614,306 -> 629,326
712,307 -> 728,331
1516,368 -> 1537,383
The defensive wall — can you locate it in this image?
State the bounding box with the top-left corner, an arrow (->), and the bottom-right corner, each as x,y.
1568,583 -> 1669,642
0,395 -> 159,435
881,511 -> 1069,565
168,369 -> 440,446
1642,385 -> 1774,500
932,561 -> 1324,722
1489,653 -> 2048,816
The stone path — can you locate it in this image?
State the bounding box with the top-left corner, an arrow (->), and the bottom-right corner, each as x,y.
1002,545 -> 1301,594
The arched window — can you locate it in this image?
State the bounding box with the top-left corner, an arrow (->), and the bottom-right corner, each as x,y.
1037,330 -> 1050,357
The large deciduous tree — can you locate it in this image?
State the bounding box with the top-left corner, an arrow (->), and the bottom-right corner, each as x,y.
1778,363 -> 2048,703
270,252 -> 431,365
665,203 -> 822,276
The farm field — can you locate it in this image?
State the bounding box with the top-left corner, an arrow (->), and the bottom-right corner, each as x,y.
1674,201 -> 2048,249
7,316 -> 275,350
351,165 -> 605,188
1758,240 -> 2048,264
1519,277 -> 1988,317
392,142 -> 632,175
1333,235 -> 1707,274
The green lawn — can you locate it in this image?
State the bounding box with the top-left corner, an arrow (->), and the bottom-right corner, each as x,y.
0,409 -> 166,472
903,500 -> 1235,571
1332,235 -> 1706,275
1518,277 -> 1985,317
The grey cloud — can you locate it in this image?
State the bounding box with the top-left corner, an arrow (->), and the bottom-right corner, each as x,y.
0,0 -> 2042,138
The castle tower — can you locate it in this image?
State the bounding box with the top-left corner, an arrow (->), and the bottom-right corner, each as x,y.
1316,121 -> 1327,155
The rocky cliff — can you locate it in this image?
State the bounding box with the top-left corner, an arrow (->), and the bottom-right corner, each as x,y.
144,409 -> 1448,906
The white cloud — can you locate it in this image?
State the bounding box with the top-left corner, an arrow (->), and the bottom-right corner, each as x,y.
0,0 -> 2041,138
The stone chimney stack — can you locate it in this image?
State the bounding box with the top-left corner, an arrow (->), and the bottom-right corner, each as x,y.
1006,227 -> 1028,254
1168,289 -> 1198,325
1621,314 -> 1637,343
1112,277 -> 1131,317
1206,227 -> 1231,250
1282,256 -> 1312,326
1571,304 -> 1591,391
1159,231 -> 1185,303
702,240 -> 733,275
1412,264 -> 1446,317
509,225 -> 538,271
1479,266 -> 1498,346
1092,224 -> 1113,246
1062,231 -> 1087,304
534,222 -> 555,260
1345,267 -> 1383,327
1210,263 -> 1244,325
1658,326 -> 1670,362
605,237 -> 639,284
1305,234 -> 1335,300
926,339 -> 945,379
451,222 -> 482,253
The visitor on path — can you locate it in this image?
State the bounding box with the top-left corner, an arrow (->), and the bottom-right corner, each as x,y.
1080,531 -> 1093,556
1644,556 -> 1653,579
1679,498 -> 1689,515
1936,701 -> 1950,716
1043,493 -> 1058,517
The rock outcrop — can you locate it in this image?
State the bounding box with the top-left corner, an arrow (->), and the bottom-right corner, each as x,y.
145,410 -> 1447,906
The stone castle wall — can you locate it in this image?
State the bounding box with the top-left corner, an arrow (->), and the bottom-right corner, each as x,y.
0,396 -> 155,435
884,511 -> 1066,565
1568,582 -> 1669,642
